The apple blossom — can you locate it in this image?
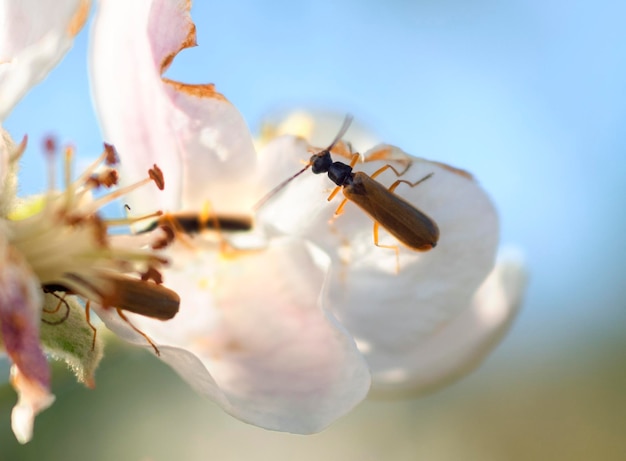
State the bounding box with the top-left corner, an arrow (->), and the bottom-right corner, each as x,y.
0,0 -> 184,443
0,0 -> 92,442
258,112 -> 528,396
90,0 -> 526,435
90,0 -> 371,434
0,129 -> 180,442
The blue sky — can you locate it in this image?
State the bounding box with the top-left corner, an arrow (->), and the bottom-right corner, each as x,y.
4,0 -> 626,367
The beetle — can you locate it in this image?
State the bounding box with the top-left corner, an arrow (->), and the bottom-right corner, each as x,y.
143,212 -> 253,235
257,115 -> 439,264
42,273 -> 180,355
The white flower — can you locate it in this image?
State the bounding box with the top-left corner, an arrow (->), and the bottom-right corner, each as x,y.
0,0 -> 89,440
0,0 -> 181,443
90,0 -> 526,433
259,112 -> 528,395
90,0 -> 370,434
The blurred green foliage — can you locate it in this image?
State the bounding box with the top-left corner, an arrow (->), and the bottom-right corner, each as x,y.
1,332 -> 624,461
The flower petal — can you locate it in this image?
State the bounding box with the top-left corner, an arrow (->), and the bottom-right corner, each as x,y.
0,0 -> 89,121
369,249 -> 528,396
0,239 -> 48,390
96,238 -> 371,433
90,0 -> 260,217
258,141 -> 500,382
9,365 -> 55,444
0,237 -> 52,443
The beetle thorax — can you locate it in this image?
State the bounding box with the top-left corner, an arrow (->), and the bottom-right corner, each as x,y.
328,161 -> 354,187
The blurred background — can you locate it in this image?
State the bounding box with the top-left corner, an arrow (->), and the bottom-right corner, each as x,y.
2,0 -> 625,459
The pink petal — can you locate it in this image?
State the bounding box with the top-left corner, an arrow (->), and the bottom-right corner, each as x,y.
0,242 -> 52,443
95,238 -> 371,433
0,244 -> 48,391
9,365 -> 55,444
0,0 -> 89,121
370,250 -> 527,395
90,0 -> 260,218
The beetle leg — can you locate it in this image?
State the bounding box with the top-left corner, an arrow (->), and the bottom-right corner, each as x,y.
41,292 -> 71,326
85,300 -> 98,351
388,172 -> 434,193
333,196 -> 350,217
370,164 -> 392,180
348,152 -> 360,168
326,185 -> 342,202
115,308 -> 160,356
373,220 -> 400,273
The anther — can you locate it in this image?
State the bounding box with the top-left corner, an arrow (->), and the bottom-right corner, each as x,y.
103,143 -> 119,165
148,164 -> 164,190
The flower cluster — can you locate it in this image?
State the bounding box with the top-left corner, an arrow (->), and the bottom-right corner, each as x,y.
0,0 -> 526,445
1,0 -> 179,443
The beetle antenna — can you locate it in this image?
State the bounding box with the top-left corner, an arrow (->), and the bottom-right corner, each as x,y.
253,164 -> 311,211
253,114 -> 353,212
324,114 -> 354,152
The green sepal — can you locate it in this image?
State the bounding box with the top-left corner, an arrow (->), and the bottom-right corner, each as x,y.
39,293 -> 104,388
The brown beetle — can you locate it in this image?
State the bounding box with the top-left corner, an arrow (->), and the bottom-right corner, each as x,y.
257,116 -> 439,263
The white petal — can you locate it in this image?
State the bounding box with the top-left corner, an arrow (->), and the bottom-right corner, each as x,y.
0,0 -> 89,121
255,135 -> 326,228
369,249 -> 528,395
96,238 -> 371,433
258,141 -> 501,386
90,0 -> 260,217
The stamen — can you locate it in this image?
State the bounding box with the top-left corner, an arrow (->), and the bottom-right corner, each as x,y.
63,146 -> 75,211
43,135 -> 57,196
8,138 -> 179,355
9,135 -> 27,163
84,166 -> 164,214
105,210 -> 163,228
156,214 -> 196,250
64,146 -> 73,194
87,169 -> 119,189
72,146 -> 113,187
152,225 -> 175,250
148,165 -> 164,190
103,143 -> 119,165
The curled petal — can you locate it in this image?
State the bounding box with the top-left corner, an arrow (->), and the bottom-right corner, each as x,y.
0,240 -> 47,387
0,0 -> 90,121
9,365 -> 55,444
370,249 -> 528,396
90,0 -> 260,217
96,238 -> 371,433
0,238 -> 52,443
